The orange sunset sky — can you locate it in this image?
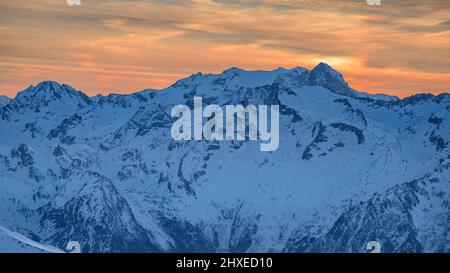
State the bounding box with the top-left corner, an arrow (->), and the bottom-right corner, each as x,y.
0,0 -> 449,98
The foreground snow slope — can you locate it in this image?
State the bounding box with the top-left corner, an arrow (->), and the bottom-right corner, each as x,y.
0,225 -> 63,253
0,63 -> 449,252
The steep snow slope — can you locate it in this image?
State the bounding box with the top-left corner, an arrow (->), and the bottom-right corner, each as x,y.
0,63 -> 449,253
0,225 -> 64,253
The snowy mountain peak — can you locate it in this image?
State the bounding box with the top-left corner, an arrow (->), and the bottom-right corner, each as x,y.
35,80 -> 63,90
222,67 -> 245,74
17,81 -> 84,99
271,62 -> 354,97
311,62 -> 339,74
307,62 -> 350,92
4,81 -> 91,115
0,95 -> 10,108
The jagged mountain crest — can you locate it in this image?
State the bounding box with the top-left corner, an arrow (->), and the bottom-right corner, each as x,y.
0,63 -> 449,253
1,81 -> 90,121
1,63 -> 444,113
14,81 -> 90,105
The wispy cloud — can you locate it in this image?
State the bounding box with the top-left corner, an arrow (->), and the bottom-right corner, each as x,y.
0,0 -> 448,97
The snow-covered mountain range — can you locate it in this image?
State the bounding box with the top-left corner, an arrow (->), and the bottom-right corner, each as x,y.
0,63 -> 449,253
